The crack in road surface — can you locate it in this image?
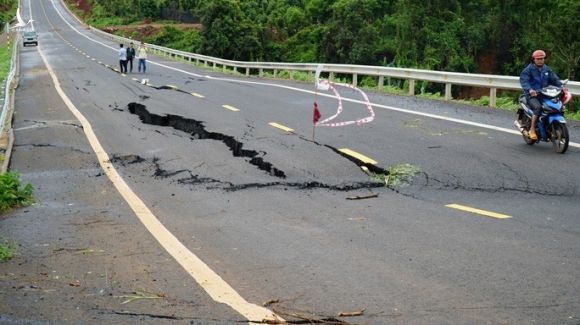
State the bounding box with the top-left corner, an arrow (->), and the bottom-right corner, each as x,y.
127,103 -> 287,178
110,154 -> 385,191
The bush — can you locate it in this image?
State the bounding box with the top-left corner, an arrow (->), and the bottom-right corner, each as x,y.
0,172 -> 33,213
0,41 -> 13,83
359,76 -> 377,88
0,238 -> 16,261
145,27 -> 201,53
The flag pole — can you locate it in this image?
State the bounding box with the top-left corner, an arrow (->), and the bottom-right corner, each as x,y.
313,92 -> 317,141
312,125 -> 315,141
312,64 -> 324,142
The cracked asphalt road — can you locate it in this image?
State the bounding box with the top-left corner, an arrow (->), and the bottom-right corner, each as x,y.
1,0 -> 579,324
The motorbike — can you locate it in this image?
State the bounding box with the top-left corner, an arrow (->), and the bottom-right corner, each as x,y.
514,83 -> 572,154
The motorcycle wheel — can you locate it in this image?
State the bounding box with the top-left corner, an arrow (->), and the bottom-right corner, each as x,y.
519,116 -> 535,145
550,122 -> 569,154
523,132 -> 535,145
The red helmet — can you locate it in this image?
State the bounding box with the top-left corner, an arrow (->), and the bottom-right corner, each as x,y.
532,50 -> 546,59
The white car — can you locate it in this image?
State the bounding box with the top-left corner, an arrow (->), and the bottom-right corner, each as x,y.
23,31 -> 38,46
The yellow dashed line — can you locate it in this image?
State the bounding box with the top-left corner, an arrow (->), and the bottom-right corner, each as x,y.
446,204 -> 512,219
166,85 -> 178,89
223,105 -> 240,112
191,92 -> 205,98
132,78 -> 139,81
338,148 -> 377,165
269,122 -> 294,133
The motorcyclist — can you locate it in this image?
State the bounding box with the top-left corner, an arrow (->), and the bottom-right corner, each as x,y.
519,49 -> 562,140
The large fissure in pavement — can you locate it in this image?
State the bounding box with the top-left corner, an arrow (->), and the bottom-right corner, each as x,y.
109,154 -> 385,191
127,103 -> 286,178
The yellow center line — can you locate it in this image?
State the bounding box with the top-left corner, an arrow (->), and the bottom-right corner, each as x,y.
269,122 -> 294,133
338,148 -> 377,165
223,104 -> 240,112
166,85 -> 178,89
446,204 -> 512,219
191,92 -> 205,98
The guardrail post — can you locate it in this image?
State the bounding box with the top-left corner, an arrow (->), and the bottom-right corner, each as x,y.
489,88 -> 497,108
259,68 -> 263,77
409,79 -> 415,96
289,71 -> 294,80
445,83 -> 452,100
223,64 -> 226,73
273,69 -> 277,77
329,72 -> 334,82
352,73 -> 358,86
378,75 -> 384,90
246,68 -> 250,76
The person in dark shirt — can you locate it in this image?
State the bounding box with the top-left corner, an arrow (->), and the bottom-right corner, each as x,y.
126,42 -> 136,73
519,49 -> 562,140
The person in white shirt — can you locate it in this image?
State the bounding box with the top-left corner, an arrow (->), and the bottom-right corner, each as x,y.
118,43 -> 127,74
137,41 -> 148,73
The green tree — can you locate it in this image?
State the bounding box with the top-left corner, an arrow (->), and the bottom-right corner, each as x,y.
139,0 -> 158,19
198,0 -> 261,60
321,0 -> 386,64
0,0 -> 17,25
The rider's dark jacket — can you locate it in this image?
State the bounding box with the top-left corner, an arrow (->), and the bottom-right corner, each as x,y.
520,63 -> 562,99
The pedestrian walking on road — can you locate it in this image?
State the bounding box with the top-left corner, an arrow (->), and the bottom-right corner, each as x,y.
137,41 -> 147,73
118,43 -> 128,74
126,42 -> 136,73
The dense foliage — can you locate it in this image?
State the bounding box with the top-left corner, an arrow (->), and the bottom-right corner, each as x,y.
84,0 -> 579,80
0,0 -> 17,27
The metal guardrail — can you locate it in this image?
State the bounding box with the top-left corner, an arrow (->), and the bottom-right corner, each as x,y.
0,34 -> 18,135
89,26 -> 580,108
